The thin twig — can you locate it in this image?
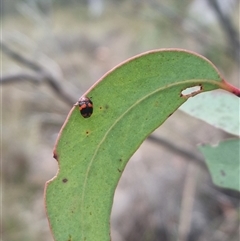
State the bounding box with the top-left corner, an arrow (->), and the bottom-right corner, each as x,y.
0,72 -> 42,84
1,42 -> 43,72
1,41 -> 75,106
177,163 -> 198,241
147,135 -> 207,170
207,0 -> 240,60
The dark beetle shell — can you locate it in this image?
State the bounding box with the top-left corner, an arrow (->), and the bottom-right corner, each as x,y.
78,97 -> 93,118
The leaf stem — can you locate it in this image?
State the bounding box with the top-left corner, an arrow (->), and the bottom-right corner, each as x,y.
219,80 -> 240,97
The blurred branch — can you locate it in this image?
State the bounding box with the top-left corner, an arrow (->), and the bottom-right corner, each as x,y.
1,41 -> 42,72
147,135 -> 207,170
207,0 -> 240,60
1,41 -> 75,106
178,163 -> 197,241
0,72 -> 42,84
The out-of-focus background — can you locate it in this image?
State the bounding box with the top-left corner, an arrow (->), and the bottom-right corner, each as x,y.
2,0 -> 240,241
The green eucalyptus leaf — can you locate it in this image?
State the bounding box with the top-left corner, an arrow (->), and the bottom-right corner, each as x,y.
45,49 -> 238,241
180,90 -> 240,136
198,139 -> 240,191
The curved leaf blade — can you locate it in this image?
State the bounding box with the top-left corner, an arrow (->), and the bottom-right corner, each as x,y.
45,49 -> 237,241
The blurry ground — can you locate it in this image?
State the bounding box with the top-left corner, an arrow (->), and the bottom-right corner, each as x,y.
1,1 -> 240,241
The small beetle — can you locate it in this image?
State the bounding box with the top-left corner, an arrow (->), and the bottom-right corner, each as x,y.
76,96 -> 93,118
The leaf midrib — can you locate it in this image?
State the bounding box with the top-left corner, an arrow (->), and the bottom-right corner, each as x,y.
79,78 -> 221,237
